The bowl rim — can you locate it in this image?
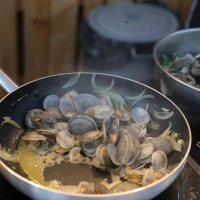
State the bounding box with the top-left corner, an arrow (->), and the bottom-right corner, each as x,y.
153,28 -> 200,92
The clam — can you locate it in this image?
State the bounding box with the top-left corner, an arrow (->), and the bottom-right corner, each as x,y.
117,133 -> 133,165
56,131 -> 76,150
118,125 -> 141,142
54,122 -> 69,131
113,103 -> 130,122
128,123 -> 147,139
46,107 -> 64,120
43,94 -> 59,110
85,105 -> 114,124
108,129 -> 137,165
133,157 -> 152,168
59,91 -> 79,119
25,109 -> 43,128
107,118 -> 119,144
78,130 -> 103,144
131,107 -> 150,125
145,137 -> 173,154
102,116 -> 110,143
173,53 -> 194,69
107,143 -> 121,166
75,93 -> 101,113
60,90 -> 78,102
21,131 -> 48,151
136,143 -> 154,160
118,126 -> 131,138
95,144 -> 112,167
99,95 -> 113,108
37,128 -> 58,136
92,156 -> 107,170
43,95 -> 64,119
81,139 -> 99,157
53,143 -> 69,154
25,109 -> 56,128
151,150 -> 168,171
77,181 -> 96,194
68,115 -> 98,135
102,117 -> 119,144
69,147 -> 82,160
59,98 -> 77,119
126,136 -> 140,165
68,147 -> 91,164
22,132 -> 47,141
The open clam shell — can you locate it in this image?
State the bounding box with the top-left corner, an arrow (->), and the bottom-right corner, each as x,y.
136,143 -> 154,160
43,94 -> 60,110
75,93 -> 101,113
68,115 -> 98,135
131,107 -> 150,125
56,131 -> 76,150
151,150 -> 168,171
145,137 -> 173,154
78,130 -> 103,144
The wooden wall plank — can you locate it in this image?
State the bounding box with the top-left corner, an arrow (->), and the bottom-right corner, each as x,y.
0,88 -> 7,100
163,0 -> 182,12
0,0 -> 18,82
48,0 -> 79,74
23,0 -> 50,82
179,0 -> 193,23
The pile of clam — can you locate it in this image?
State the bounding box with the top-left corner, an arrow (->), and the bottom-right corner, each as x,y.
22,89 -> 175,173
162,53 -> 200,88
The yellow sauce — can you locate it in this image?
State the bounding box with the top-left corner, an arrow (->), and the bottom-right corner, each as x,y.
17,144 -> 47,186
17,142 -> 66,188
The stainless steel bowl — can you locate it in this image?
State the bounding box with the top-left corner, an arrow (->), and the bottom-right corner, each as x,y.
153,28 -> 200,134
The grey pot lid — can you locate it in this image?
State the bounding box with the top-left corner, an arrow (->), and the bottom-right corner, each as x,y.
87,1 -> 179,43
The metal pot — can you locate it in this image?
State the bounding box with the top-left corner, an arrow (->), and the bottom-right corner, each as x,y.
0,70 -> 191,200
153,28 -> 200,159
80,1 -> 179,70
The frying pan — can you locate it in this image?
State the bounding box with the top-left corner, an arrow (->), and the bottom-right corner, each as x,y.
0,70 -> 191,200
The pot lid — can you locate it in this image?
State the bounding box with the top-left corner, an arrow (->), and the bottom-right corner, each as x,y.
87,2 -> 179,43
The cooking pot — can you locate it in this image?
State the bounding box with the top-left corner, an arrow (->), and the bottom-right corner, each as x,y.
153,28 -> 200,159
80,1 -> 179,70
0,70 -> 191,200
153,28 -> 200,130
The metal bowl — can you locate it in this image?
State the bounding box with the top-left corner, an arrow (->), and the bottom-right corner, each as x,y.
153,28 -> 200,157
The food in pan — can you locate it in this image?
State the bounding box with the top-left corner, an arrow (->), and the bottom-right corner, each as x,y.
0,74 -> 184,194
161,53 -> 200,88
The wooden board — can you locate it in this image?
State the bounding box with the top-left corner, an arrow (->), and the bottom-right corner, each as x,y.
48,0 -> 79,74
0,0 -> 193,86
179,0 -> 193,23
23,0 -> 50,82
0,0 -> 18,82
0,89 -> 7,100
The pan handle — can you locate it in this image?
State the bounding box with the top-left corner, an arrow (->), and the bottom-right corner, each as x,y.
0,69 -> 19,93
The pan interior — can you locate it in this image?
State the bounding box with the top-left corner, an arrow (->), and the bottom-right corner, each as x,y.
0,73 -> 191,193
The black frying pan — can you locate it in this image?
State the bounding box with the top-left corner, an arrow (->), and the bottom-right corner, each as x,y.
0,71 -> 191,200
